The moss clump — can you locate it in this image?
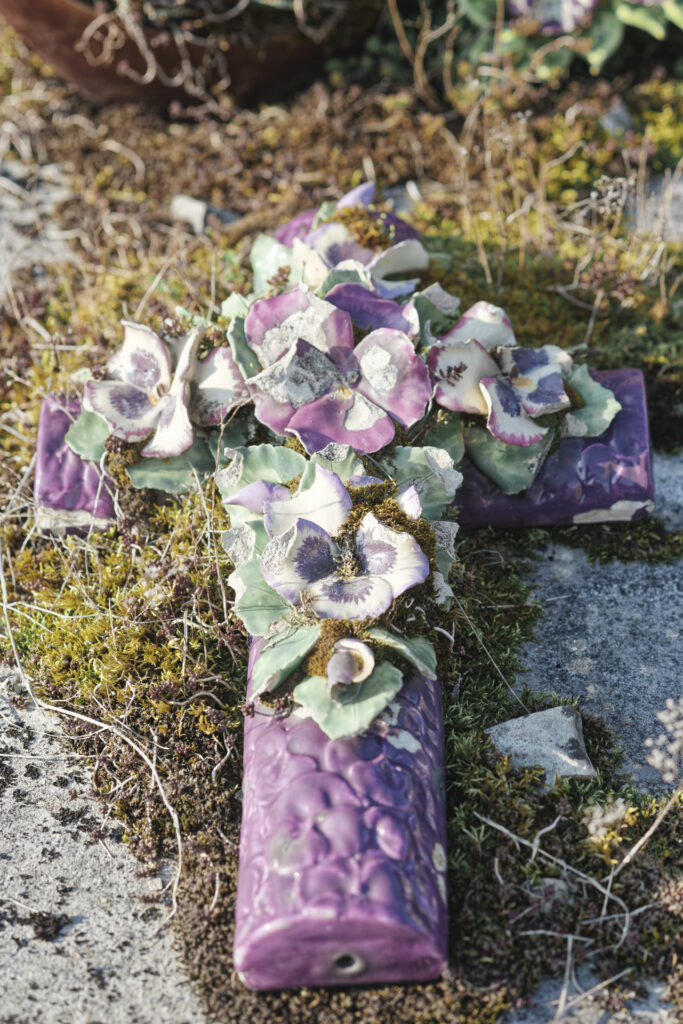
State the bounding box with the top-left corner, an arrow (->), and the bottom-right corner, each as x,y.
329,205 -> 395,249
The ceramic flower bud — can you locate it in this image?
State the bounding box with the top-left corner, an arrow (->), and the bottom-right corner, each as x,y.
437,300 -> 516,351
83,321 -> 201,459
326,639 -> 375,700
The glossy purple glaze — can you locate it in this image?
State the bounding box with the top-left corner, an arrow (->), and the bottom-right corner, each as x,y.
455,369 -> 654,528
233,639 -> 448,990
34,394 -> 115,535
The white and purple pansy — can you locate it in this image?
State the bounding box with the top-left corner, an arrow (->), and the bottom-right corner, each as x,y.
243,285 -> 432,456
428,319 -> 575,446
270,180 -> 429,300
83,320 -> 249,459
83,321 -> 200,459
258,469 -> 430,620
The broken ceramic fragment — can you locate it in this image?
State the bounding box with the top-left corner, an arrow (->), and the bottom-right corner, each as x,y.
34,395 -> 115,536
486,706 -> 596,787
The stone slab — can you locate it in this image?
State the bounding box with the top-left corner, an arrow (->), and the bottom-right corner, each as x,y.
486,706 -> 596,787
518,453 -> 683,792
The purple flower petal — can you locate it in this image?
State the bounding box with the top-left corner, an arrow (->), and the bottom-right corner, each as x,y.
326,283 -> 420,338
260,519 -> 338,603
83,379 -> 160,441
287,390 -> 395,456
224,480 -> 291,514
169,328 -> 202,384
248,338 -> 341,438
498,345 -> 572,417
356,512 -> 430,600
190,345 -> 250,426
397,485 -> 422,520
140,383 -> 194,458
515,370 -> 570,418
438,301 -> 516,351
428,338 -> 498,415
480,376 -> 548,446
264,465 -> 352,539
354,329 -> 432,427
305,572 -> 394,620
337,181 -> 376,209
274,209 -> 317,247
306,222 -> 375,267
108,321 -> 172,391
244,285 -> 313,366
245,285 -> 355,369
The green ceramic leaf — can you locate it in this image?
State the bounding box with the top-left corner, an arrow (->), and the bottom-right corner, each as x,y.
227,315 -> 262,380
382,445 -> 462,519
663,1 -> 683,31
298,449 -> 365,491
216,444 -> 306,502
228,558 -> 288,636
250,234 -> 301,296
410,284 -> 461,343
587,10 -> 625,70
319,268 -> 370,296
563,365 -> 622,439
615,2 -> 666,38
428,414 -> 465,468
65,411 -> 109,462
312,200 -> 338,229
464,425 -> 552,495
366,628 -> 437,680
126,435 -> 215,493
251,623 -> 322,698
292,662 -> 404,740
220,293 -> 251,319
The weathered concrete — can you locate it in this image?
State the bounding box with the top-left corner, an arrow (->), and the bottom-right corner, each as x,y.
0,670 -> 206,1024
518,453 -> 683,793
0,160 -> 74,299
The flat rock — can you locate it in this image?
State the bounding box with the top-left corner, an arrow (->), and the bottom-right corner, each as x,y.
486,706 -> 596,787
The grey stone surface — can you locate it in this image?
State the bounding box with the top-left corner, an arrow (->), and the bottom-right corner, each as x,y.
518,453 -> 683,792
0,671 -> 206,1024
0,160 -> 74,299
487,706 -> 596,787
630,173 -> 683,241
504,966 -> 673,1023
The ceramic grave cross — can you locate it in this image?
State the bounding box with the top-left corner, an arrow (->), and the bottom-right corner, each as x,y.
35,182 -> 654,990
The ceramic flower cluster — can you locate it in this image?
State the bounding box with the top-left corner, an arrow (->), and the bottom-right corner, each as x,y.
62,180 -> 625,738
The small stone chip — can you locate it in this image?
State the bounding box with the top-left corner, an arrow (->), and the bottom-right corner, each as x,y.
486,706 -> 596,788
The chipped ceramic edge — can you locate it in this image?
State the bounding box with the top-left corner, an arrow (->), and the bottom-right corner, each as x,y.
572,499 -> 655,524
34,507 -> 113,535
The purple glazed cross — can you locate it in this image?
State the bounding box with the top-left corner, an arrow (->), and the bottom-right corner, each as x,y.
455,369 -> 655,528
233,639 -> 448,990
34,394 -> 115,536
